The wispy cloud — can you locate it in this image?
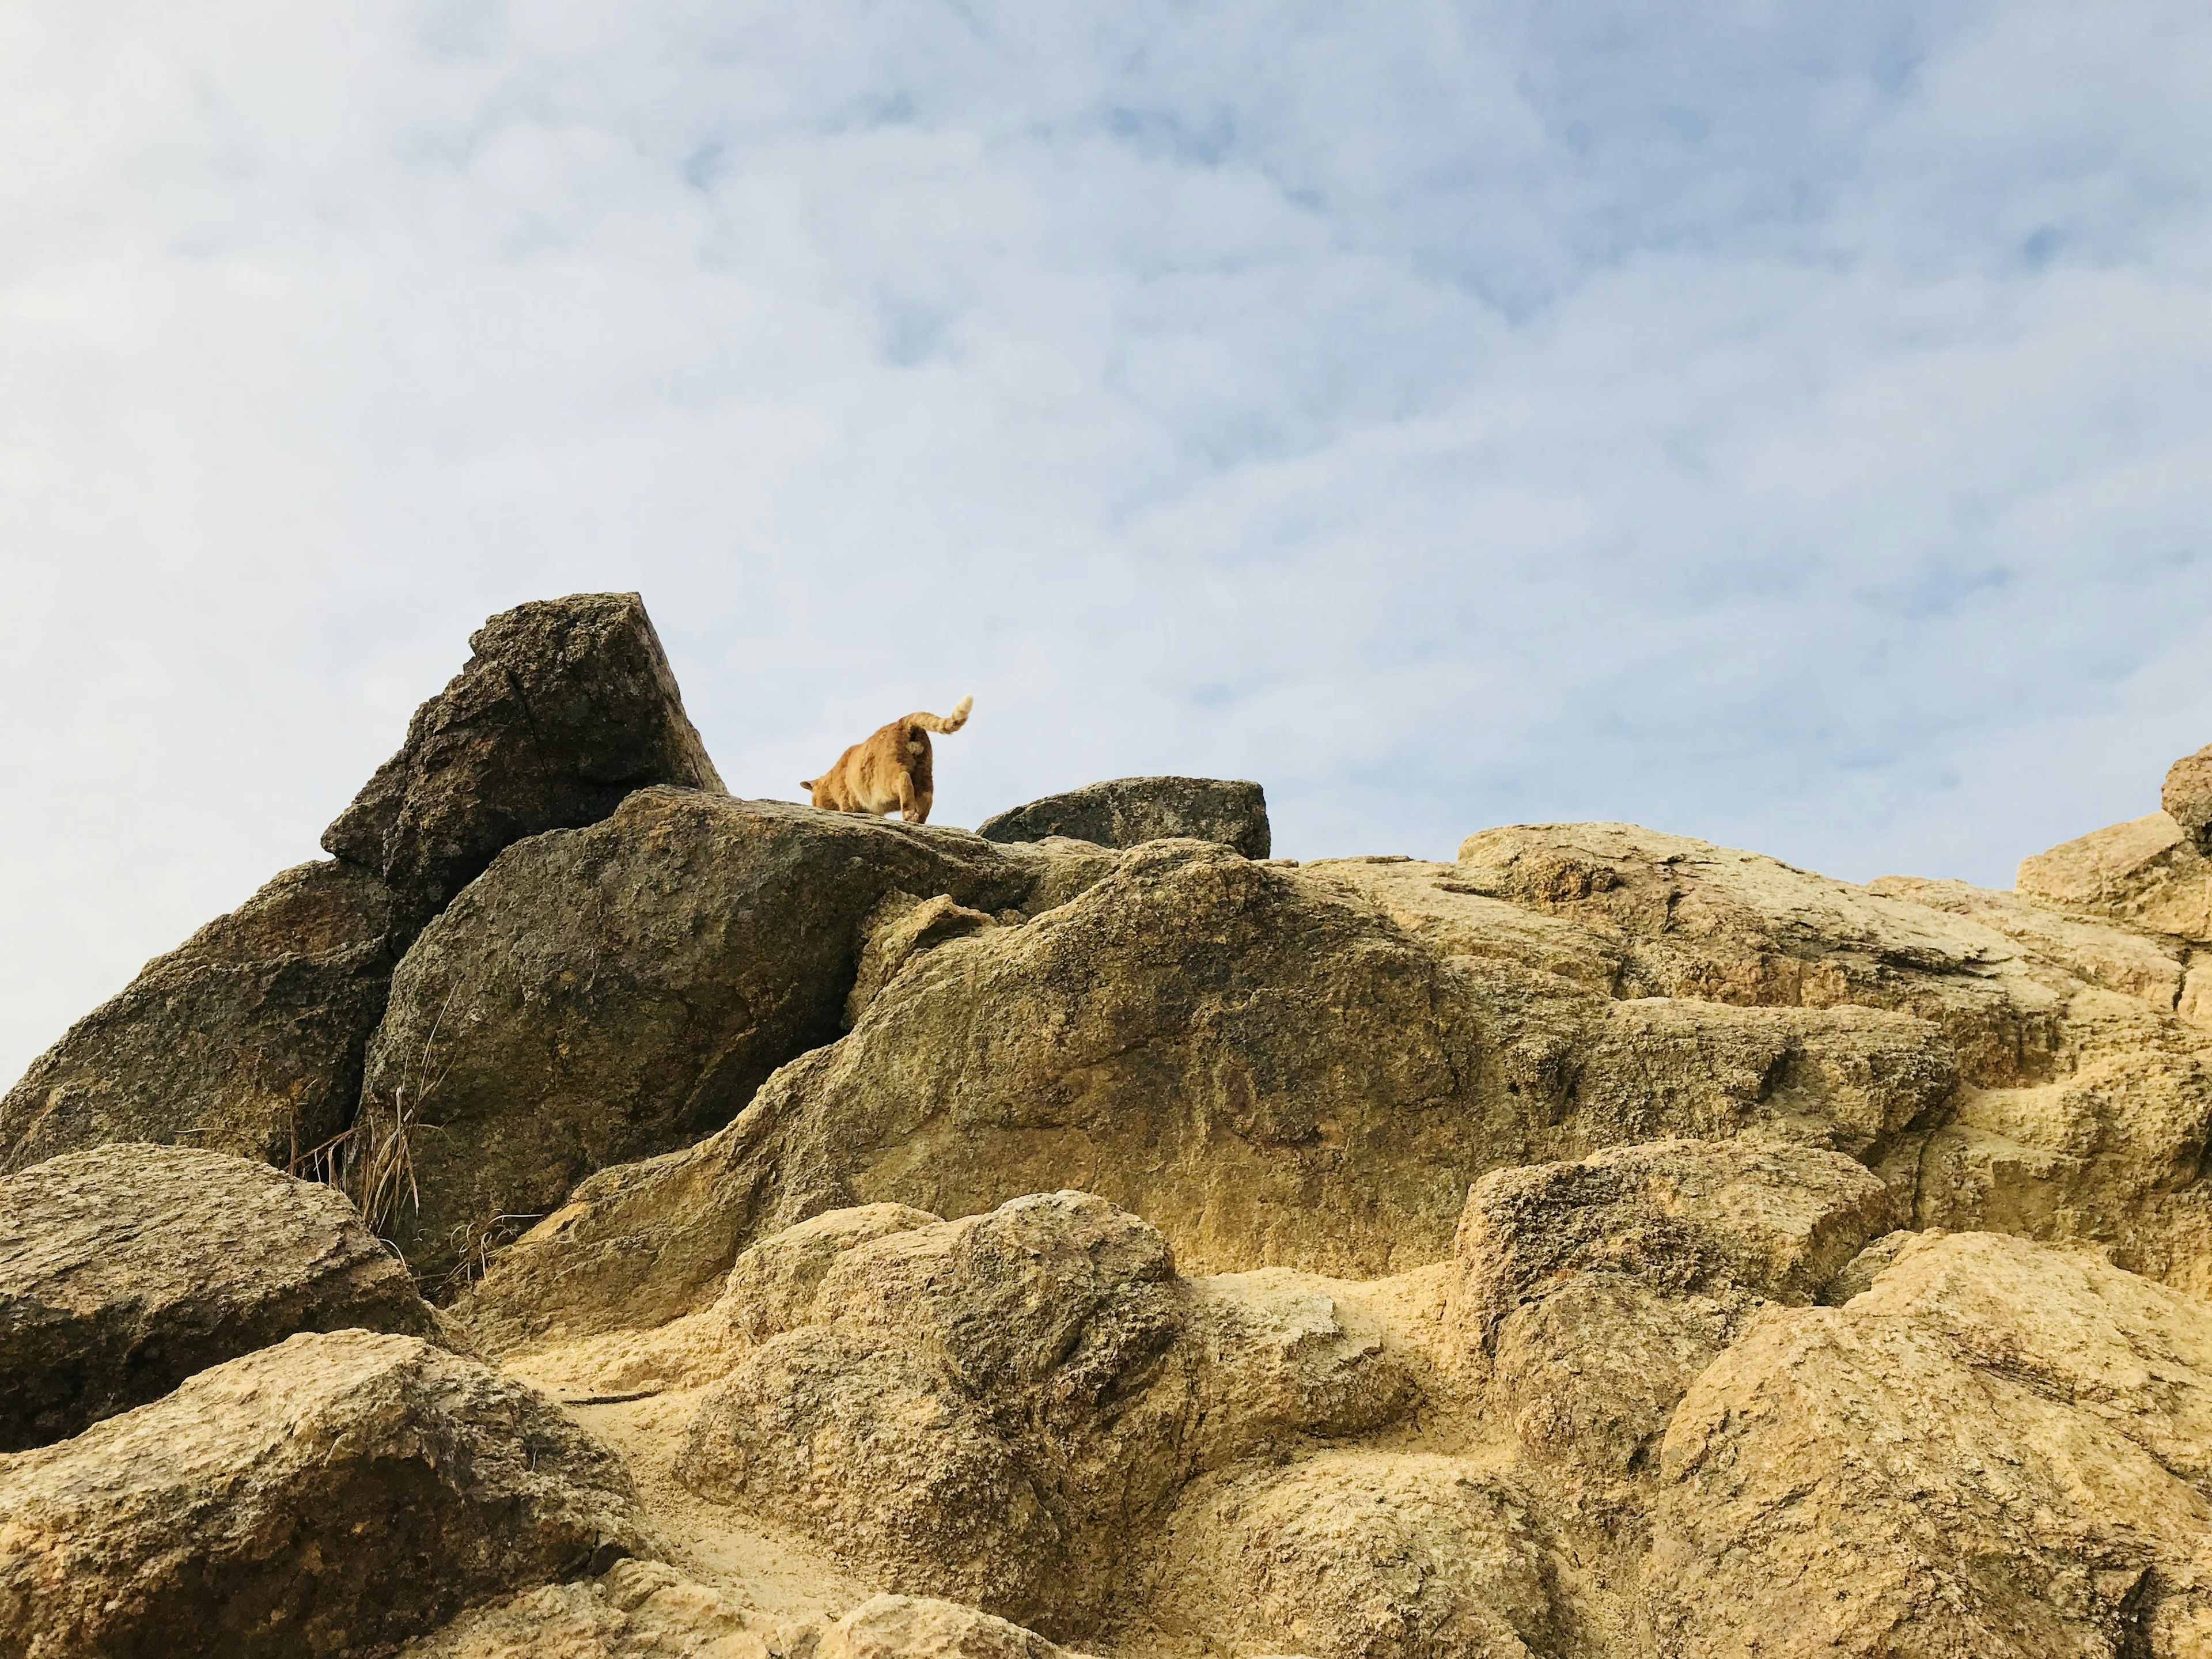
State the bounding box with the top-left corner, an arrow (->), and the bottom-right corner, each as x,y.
3,1 -> 2209,1081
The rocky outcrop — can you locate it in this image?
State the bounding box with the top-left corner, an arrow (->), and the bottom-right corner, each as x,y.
0,1330 -> 652,1659
2166,743 -> 2212,853
0,1143 -> 442,1450
457,840 -> 1961,1351
1644,1231 -> 2212,1655
978,776 -> 1271,859
0,859 -> 397,1174
2,594 -> 725,1183
354,790 -> 1103,1287
324,592 -> 724,927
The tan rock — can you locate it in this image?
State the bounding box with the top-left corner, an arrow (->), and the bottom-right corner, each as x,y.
1128,1453 -> 1559,1659
673,1194 -> 1412,1641
2165,743 -> 2212,851
0,1142 -> 441,1449
2017,812 -> 2212,941
1645,1232 -> 2212,1656
1453,821 -> 2065,1082
719,1201 -> 944,1344
460,843 -> 1958,1351
0,1330 -> 652,1659
1453,1139 -> 1894,1482
845,892 -> 998,1029
397,1559 -> 760,1658
820,1594 -> 1096,1659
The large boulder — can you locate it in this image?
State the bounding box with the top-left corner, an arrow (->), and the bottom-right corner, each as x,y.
1,859 -> 397,1175
0,1143 -> 442,1450
1644,1232 -> 2212,1656
456,842 -> 1961,1351
324,592 -> 724,927
673,1193 -> 1193,1637
1451,1139 -> 1895,1484
2165,742 -> 2212,853
356,789 -> 1103,1287
0,1329 -> 653,1659
978,777 -> 1270,859
672,1192 -> 1411,1640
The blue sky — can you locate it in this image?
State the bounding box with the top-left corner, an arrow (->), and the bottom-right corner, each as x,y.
4,1 -> 2210,1084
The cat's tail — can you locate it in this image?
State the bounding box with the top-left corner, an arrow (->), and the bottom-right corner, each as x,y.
911,695 -> 974,734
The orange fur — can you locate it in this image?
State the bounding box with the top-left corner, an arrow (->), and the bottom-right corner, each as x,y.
802,695 -> 972,823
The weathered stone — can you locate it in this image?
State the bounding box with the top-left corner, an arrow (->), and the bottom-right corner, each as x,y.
672,1194 -> 1411,1641
397,1559 -> 759,1659
1,860 -> 396,1175
978,777 -> 1270,859
0,1143 -> 442,1450
1451,1139 -> 1895,1483
353,789 -> 1084,1287
2017,811 -> 2212,941
324,592 -> 724,926
1129,1453 -> 1559,1659
1645,1232 -> 2212,1656
457,842 -> 1959,1351
845,891 -> 998,1029
1454,821 -> 2065,1084
2165,743 -> 2212,851
0,1330 -> 652,1659
1454,1138 -> 1897,1338
677,1194 -> 1192,1636
819,1596 -> 1097,1659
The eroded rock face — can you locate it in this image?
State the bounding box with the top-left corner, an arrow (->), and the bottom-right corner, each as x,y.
675,1194 -> 1191,1636
325,592 -> 724,926
670,1194 -> 1412,1641
0,1330 -> 652,1659
2017,811 -> 2212,942
0,860 -> 397,1175
1645,1232 -> 2212,1656
0,1143 -> 442,1450
355,790 -> 1082,1286
1452,1140 -> 1895,1484
978,777 -> 1271,860
459,842 -> 1961,1350
1131,1454 -> 1560,1659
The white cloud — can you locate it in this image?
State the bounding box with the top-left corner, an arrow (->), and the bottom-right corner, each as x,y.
3,0 -> 2209,1084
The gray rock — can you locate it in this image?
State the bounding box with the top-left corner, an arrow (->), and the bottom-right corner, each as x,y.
3,594 -> 724,1181
0,1143 -> 442,1450
2165,742 -> 2212,851
0,1329 -> 652,1659
324,591 -> 724,926
1,860 -> 397,1175
355,789 -> 1099,1289
978,777 -> 1270,859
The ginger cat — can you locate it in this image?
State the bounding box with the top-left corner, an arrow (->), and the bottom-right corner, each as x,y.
802,696 -> 973,824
